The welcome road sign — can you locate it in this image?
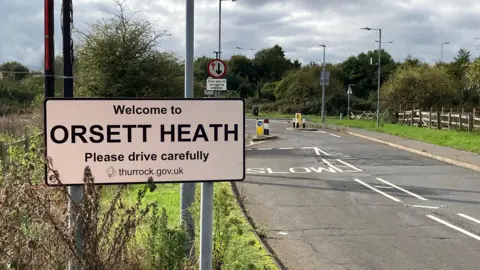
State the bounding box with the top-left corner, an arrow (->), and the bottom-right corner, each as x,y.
44,98 -> 245,185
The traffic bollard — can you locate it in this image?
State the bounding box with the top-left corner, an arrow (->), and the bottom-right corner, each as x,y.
263,119 -> 269,135
302,117 -> 306,128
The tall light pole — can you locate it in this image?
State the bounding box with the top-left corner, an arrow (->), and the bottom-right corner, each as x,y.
475,38 -> 480,55
440,41 -> 450,62
361,27 -> 382,128
236,46 -> 255,56
375,40 -> 393,50
319,44 -> 326,124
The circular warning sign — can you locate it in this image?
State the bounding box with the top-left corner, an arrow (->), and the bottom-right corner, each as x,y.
208,59 -> 227,78
257,120 -> 263,126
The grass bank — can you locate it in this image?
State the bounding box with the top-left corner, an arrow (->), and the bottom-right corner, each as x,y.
246,112 -> 480,154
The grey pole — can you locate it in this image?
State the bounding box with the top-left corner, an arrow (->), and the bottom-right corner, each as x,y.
376,29 -> 381,128
181,0 -> 196,254
200,182 -> 214,270
319,44 -> 326,124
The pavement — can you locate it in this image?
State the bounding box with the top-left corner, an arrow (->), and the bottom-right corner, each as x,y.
240,118 -> 480,270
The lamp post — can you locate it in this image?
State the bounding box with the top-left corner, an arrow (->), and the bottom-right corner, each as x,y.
440,41 -> 450,62
319,44 -> 326,124
361,27 -> 382,128
236,46 -> 255,56
375,40 -> 393,50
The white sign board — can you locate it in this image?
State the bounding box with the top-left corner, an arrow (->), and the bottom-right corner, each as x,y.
320,71 -> 330,86
347,85 -> 352,95
44,98 -> 245,185
204,89 -> 214,95
207,78 -> 227,91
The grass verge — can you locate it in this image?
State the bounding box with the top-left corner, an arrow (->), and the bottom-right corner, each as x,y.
245,112 -> 480,154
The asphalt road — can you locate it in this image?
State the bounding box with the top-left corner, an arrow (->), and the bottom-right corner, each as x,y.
240,118 -> 480,270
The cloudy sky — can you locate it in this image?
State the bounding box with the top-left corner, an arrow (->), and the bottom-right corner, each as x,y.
1,0 -> 480,70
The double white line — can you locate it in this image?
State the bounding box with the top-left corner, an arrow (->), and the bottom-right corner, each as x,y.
354,177 -> 427,202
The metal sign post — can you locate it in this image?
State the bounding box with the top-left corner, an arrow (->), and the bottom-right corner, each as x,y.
347,84 -> 354,119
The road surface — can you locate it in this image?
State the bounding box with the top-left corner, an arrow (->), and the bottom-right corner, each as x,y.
240,118 -> 480,270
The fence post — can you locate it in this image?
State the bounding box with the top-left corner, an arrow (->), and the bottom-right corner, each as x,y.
418,108 -> 423,127
459,108 -> 463,130
429,107 -> 432,128
468,113 -> 473,132
410,105 -> 414,126
24,136 -> 30,153
436,110 -> 441,130
403,107 -> 407,125
448,112 -> 452,129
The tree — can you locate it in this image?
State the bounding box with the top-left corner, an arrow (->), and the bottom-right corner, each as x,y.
466,58 -> 480,92
381,64 -> 457,109
454,48 -> 471,65
252,45 -> 294,82
0,61 -> 30,80
75,0 -> 180,98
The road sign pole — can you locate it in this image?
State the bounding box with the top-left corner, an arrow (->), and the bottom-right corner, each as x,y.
200,182 -> 214,270
61,0 -> 84,269
182,0 -> 196,255
321,46 -> 326,125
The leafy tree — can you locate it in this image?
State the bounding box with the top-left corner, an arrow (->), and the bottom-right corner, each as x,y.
252,45 -> 295,82
342,50 -> 396,100
381,64 -> 457,109
0,61 -> 29,80
75,0 -> 181,98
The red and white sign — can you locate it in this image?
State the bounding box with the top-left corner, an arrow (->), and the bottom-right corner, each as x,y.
207,59 -> 227,78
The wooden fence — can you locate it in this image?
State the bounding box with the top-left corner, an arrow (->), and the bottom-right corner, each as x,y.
398,108 -> 480,132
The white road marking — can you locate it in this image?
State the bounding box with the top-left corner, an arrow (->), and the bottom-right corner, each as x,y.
302,130 -> 327,133
410,205 -> 439,209
278,147 -> 294,150
354,178 -> 401,202
374,185 -> 394,189
328,133 -> 341,138
336,159 -> 362,171
458,213 -> 480,224
427,215 -> 480,241
375,178 -> 428,201
246,141 -> 267,147
322,159 -> 343,172
277,231 -> 288,235
257,148 -> 272,150
301,146 -> 330,156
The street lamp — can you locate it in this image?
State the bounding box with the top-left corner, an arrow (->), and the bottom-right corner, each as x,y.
216,0 -> 237,59
361,27 -> 382,128
375,40 -> 393,50
236,46 -> 255,56
319,44 -> 326,124
440,41 -> 450,62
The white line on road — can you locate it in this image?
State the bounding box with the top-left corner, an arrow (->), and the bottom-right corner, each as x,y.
336,159 -> 362,171
257,148 -> 272,150
427,215 -> 480,241
328,133 -> 341,138
278,147 -> 294,150
354,178 -> 401,202
374,185 -> 394,189
301,146 -> 330,156
410,205 -> 439,209
375,178 -> 428,201
458,213 -> 480,224
246,141 -> 267,147
322,159 -> 343,172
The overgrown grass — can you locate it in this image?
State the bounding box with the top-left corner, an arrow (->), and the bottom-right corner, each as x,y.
1,111 -> 277,269
116,183 -> 277,269
245,112 -> 480,153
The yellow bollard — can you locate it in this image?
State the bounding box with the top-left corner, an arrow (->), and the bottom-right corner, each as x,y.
295,113 -> 302,128
256,119 -> 264,136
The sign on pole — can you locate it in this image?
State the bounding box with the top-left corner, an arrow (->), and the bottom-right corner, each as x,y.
207,59 -> 227,78
44,98 -> 245,185
347,85 -> 352,95
204,89 -> 214,96
207,78 -> 227,91
320,71 -> 330,86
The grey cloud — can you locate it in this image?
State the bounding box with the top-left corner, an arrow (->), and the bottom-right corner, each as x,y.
1,0 -> 480,69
